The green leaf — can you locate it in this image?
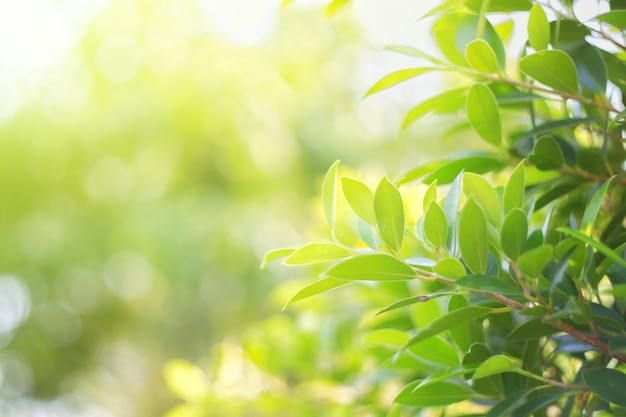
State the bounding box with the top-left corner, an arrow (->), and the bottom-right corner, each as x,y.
583,368 -> 626,407
409,335 -> 460,366
528,136 -> 564,170
518,117 -> 600,142
406,306 -> 493,347
463,172 -> 501,226
459,199 -> 488,274
395,380 -> 471,407
517,244 -> 553,277
414,364 -> 479,390
610,108 -> 626,126
580,178 -> 612,236
434,257 -> 467,280
443,173 -> 463,256
519,50 -> 579,94
325,0 -> 350,17
456,275 -> 524,296
322,160 -> 340,235
261,248 -> 295,268
372,294 -> 445,318
509,393 -> 564,417
424,201 -> 448,249
485,388 -> 540,417
504,161 -> 525,213
467,83 -> 502,146
385,45 -> 445,64
324,254 -> 416,281
422,180 -> 438,212
528,4 -> 550,50
342,177 -> 376,225
465,39 -> 499,73
466,0 -> 531,12
374,177 -> 405,251
473,355 -> 518,379
597,10 -> 626,30
402,88 -> 467,129
557,227 -> 626,269
506,318 -> 558,340
284,243 -> 351,265
357,218 -> 381,249
364,68 -> 437,98
501,209 -> 528,260
362,329 -> 410,348
422,154 -> 505,185
561,41 -> 608,93
283,278 -> 349,310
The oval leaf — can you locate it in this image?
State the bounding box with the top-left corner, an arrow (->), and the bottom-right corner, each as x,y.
583,368 -> 626,407
459,199 -> 488,274
528,4 -> 550,50
324,254 -> 416,281
503,161 -> 525,213
465,39 -> 499,73
501,208 -> 528,261
403,87 -> 467,129
434,257 -> 467,280
395,380 -> 471,407
463,172 -> 501,226
519,50 -> 579,94
374,177 -> 405,251
528,135 -> 564,170
284,243 -> 351,265
424,201 -> 448,249
467,83 -> 501,146
517,244 -> 553,278
342,177 -> 376,225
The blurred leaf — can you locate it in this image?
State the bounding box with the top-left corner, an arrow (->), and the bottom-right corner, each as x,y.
597,11 -> 626,29
406,306 -> 493,347
506,318 -> 558,340
528,136 -> 564,170
501,209 -> 528,260
342,177 -> 376,225
528,4 -> 550,51
562,41 -> 608,93
443,173 -> 464,256
504,162 -> 525,214
421,0 -> 468,19
322,160 -> 340,236
457,275 -> 524,296
459,199 -> 488,274
261,248 -> 295,268
364,68 -> 437,98
582,368 -> 626,407
414,364 -> 479,389
466,0 -> 532,12
395,380 -> 471,406
283,278 -> 349,309
581,178 -> 612,235
518,117 -> 600,142
402,87 -> 467,129
422,154 -> 505,185
609,335 -> 626,354
509,393 -> 564,417
485,388 -> 539,417
610,108 -> 626,126
357,218 -> 381,249
385,45 -> 445,64
519,50 -> 579,94
557,227 -> 626,268
463,172 -> 501,226
467,83 -> 502,146
409,335 -> 460,366
162,359 -> 209,401
434,257 -> 467,280
424,201 -> 448,249
422,180 -> 438,212
374,177 -> 405,251
325,0 -> 351,17
465,39 -> 499,73
517,244 -> 553,277
363,329 -> 410,348
324,254 -> 416,281
284,243 -> 351,265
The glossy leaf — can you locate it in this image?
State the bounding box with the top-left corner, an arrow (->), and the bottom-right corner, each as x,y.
501,209 -> 528,260
284,243 -> 351,265
467,83 -> 501,146
424,201 -> 448,249
342,177 -> 376,225
528,4 -> 550,50
324,254 -> 416,281
580,178 -> 612,235
557,227 -> 626,269
283,278 -> 349,310
433,257 -> 466,280
364,68 -> 436,98
456,275 -> 523,296
517,244 -> 553,277
402,88 -> 467,129
261,248 -> 295,268
528,136 -> 564,170
463,172 -> 501,226
374,177 -> 405,251
395,380 -> 471,407
519,50 -> 579,94
504,161 -> 525,213
459,199 -> 488,274
322,160 -> 340,235
406,306 -> 493,347
465,39 -> 499,73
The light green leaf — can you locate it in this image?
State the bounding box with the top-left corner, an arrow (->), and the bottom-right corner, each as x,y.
504,161 -> 525,214
582,368 -> 626,408
465,39 -> 499,73
325,0 -> 350,17
357,218 -> 381,249
444,173 -> 463,256
403,88 -> 467,129
342,177 -> 376,225
528,4 -> 550,50
362,329 -> 410,348
372,294 -> 446,318
385,45 -> 445,65
422,180 -> 438,212
466,0 -> 531,12
463,172 -> 501,226
406,306 -> 493,347
284,243 -> 351,265
395,380 -> 471,407
433,257 -> 466,280
556,227 -> 626,269
473,355 -> 518,379
528,136 -> 564,170
374,177 -> 405,251
324,254 -> 416,281
413,364 -> 479,390
322,160 -> 340,235
517,244 -> 553,277
501,209 -> 528,260
459,199 -> 488,274
519,50 -> 579,94
283,278 -> 349,310
364,68 -> 436,98
424,201 -> 448,249
467,83 -> 501,146
456,275 -> 524,296
580,178 -> 612,236
422,154 -> 506,185
260,248 -> 295,269
409,335 -> 460,366
597,10 -> 626,30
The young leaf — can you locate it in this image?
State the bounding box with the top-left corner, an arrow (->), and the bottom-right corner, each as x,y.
424,201 -> 448,249
374,177 -> 405,251
422,180 -> 438,212
463,172 -> 501,226
283,278 -> 349,310
395,380 -> 471,407
580,178 -> 612,236
517,244 -> 553,277
459,199 -> 488,274
528,136 -> 564,170
465,39 -> 499,73
322,160 -> 340,235
433,257 -> 467,280
364,68 -> 436,98
501,208 -> 528,261
284,243 -> 351,265
467,83 -> 502,146
406,306 -> 493,347
342,177 -> 376,225
443,172 -> 463,256
324,254 -> 416,281
261,248 -> 295,268
504,161 -> 525,214
402,88 -> 467,129
519,50 -> 579,94
528,4 -> 550,51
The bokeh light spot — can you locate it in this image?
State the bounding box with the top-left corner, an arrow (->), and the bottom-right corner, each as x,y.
103,252 -> 154,301
0,276 -> 31,335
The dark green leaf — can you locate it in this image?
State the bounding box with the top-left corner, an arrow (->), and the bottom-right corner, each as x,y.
529,136 -> 564,170
510,392 -> 564,417
325,254 -> 416,281
364,68 -> 437,98
597,10 -> 626,29
501,209 -> 528,260
342,177 -> 376,225
406,306 -> 493,347
374,177 -> 405,251
283,278 -> 349,310
459,199 -> 488,274
457,275 -> 523,296
467,83 -> 502,146
284,243 -> 351,265
582,368 -> 626,408
519,50 -> 579,94
485,388 -> 539,417
561,41 -> 608,93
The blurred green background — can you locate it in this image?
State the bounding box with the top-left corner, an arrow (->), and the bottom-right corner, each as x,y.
0,0 -> 453,416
